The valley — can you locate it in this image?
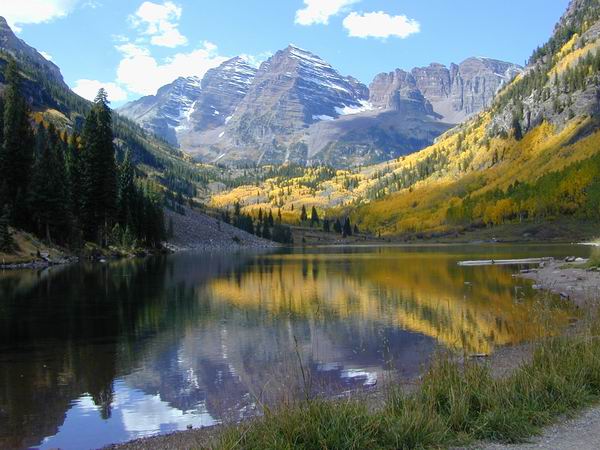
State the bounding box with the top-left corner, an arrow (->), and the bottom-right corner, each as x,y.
2,0 -> 600,449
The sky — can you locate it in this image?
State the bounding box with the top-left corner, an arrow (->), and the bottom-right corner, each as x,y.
3,0 -> 571,106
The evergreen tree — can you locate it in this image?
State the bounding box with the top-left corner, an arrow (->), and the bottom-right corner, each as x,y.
117,150 -> 136,226
1,59 -> 34,228
66,133 -> 83,220
262,222 -> 271,240
310,206 -> 320,226
323,218 -> 331,233
81,89 -> 118,246
277,208 -> 282,223
0,205 -> 12,252
343,217 -> 352,238
267,209 -> 274,227
333,218 -> 342,234
300,205 -> 307,222
29,124 -> 68,243
272,224 -> 293,244
258,208 -> 263,223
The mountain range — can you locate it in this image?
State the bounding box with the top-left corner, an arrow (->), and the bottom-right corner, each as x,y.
120,46 -> 521,167
210,0 -> 600,241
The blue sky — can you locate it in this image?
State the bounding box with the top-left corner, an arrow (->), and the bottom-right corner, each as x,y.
4,0 -> 570,106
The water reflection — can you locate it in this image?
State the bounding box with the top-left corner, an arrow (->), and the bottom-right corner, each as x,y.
0,245 -> 585,449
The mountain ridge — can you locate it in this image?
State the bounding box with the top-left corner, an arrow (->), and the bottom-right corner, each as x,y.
120,46 -> 520,168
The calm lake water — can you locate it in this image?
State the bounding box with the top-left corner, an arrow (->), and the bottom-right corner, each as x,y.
0,244 -> 592,450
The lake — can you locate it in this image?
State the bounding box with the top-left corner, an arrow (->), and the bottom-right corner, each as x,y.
0,244 -> 591,450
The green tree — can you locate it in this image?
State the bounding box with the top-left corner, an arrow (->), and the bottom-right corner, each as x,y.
323,218 -> 331,233
1,59 -> 34,227
300,205 -> 308,222
343,217 -> 352,238
262,222 -> 271,240
267,209 -> 274,227
80,89 -> 118,246
310,206 -> 320,226
333,219 -> 342,234
0,205 -> 12,252
29,124 -> 68,243
118,150 -> 136,227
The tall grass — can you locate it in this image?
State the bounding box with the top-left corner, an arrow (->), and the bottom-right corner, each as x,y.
216,312 -> 600,449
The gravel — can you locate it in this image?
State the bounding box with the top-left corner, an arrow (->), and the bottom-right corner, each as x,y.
164,207 -> 279,252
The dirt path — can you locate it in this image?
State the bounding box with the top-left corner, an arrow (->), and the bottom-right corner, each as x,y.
477,405 -> 600,450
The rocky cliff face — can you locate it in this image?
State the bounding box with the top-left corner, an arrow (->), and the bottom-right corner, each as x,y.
188,57 -> 256,132
122,43 -> 519,167
119,57 -> 256,146
119,76 -> 202,145
0,16 -> 67,89
372,58 -> 522,125
224,45 -> 370,147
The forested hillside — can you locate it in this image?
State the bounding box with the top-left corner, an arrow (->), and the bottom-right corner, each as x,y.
0,60 -> 165,251
211,0 -> 600,240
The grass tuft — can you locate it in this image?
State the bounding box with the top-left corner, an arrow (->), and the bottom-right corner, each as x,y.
215,313 -> 600,449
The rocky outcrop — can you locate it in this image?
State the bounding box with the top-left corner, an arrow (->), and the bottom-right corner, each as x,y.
119,57 -> 256,147
373,58 -> 523,124
0,16 -> 66,88
188,57 -> 256,132
119,76 -> 203,146
224,45 -> 370,147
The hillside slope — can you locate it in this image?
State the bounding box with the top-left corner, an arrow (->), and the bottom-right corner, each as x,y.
210,0 -> 600,241
0,16 -> 201,196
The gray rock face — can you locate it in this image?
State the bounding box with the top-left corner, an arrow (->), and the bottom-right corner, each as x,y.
119,57 -> 256,146
369,69 -> 437,117
119,76 -> 203,145
379,58 -> 523,124
189,57 -> 257,132
122,44 -> 519,167
225,45 -> 370,147
0,16 -> 66,88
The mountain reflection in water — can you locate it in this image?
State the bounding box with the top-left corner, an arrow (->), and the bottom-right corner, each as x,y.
0,245 -> 585,449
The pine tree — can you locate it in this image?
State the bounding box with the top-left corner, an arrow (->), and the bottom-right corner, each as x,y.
333,219 -> 342,234
80,89 -> 118,246
0,205 -> 12,252
29,124 -> 68,243
262,222 -> 271,240
118,150 -> 136,227
323,218 -> 331,232
267,210 -> 274,227
1,59 -> 34,228
343,217 -> 352,238
310,206 -> 320,226
66,133 -> 83,220
300,205 -> 307,222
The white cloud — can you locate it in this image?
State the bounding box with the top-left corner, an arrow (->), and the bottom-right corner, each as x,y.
115,41 -> 228,95
130,1 -> 187,48
72,79 -> 129,102
343,11 -> 420,39
295,0 -> 359,26
2,0 -> 80,32
39,51 -> 53,61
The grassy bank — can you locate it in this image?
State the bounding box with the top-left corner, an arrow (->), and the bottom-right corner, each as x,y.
213,314 -> 600,449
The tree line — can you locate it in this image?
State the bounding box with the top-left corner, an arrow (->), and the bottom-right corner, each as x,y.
0,60 -> 165,252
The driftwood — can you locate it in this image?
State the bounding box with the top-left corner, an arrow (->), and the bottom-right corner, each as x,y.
458,257 -> 553,267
